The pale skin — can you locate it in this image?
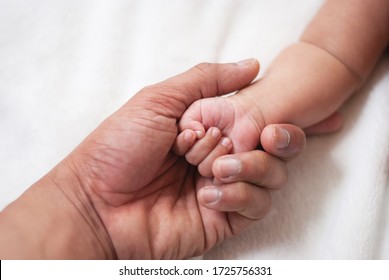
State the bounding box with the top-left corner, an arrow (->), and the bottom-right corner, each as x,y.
0,61 -> 307,259
175,0 -> 389,177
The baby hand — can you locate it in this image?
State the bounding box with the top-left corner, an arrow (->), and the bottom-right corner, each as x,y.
173,127 -> 233,177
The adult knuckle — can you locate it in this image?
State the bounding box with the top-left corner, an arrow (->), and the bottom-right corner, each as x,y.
249,190 -> 272,220
242,187 -> 272,220
194,62 -> 214,75
193,62 -> 218,83
235,183 -> 251,205
255,152 -> 270,181
191,62 -> 222,97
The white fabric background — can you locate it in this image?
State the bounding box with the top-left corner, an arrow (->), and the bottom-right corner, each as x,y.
0,0 -> 388,259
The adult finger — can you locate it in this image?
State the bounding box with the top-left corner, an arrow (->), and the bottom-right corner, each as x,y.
198,182 -> 272,232
135,59 -> 260,119
212,150 -> 288,189
260,124 -> 306,161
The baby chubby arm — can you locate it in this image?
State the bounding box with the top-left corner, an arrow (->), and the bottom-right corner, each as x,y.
243,0 -> 389,128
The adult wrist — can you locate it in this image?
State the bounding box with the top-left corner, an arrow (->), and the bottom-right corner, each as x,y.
48,156 -> 117,259
0,156 -> 117,259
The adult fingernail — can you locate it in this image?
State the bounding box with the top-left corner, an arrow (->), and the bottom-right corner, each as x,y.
201,186 -> 221,204
274,127 -> 290,150
216,157 -> 241,179
236,58 -> 255,67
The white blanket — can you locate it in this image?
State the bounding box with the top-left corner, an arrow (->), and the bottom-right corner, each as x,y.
1,0 -> 388,259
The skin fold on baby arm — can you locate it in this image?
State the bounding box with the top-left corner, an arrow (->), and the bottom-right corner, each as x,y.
174,0 -> 389,177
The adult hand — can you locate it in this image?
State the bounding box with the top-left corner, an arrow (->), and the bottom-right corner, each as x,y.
0,61 -> 306,259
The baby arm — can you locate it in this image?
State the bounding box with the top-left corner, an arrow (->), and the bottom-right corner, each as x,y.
178,0 -> 389,156
174,0 -> 388,179
250,0 -> 389,128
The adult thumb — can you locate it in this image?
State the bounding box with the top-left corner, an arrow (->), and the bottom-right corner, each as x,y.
134,59 -> 260,118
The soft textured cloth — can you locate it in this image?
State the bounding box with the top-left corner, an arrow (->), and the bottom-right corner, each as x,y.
1,0 -> 388,259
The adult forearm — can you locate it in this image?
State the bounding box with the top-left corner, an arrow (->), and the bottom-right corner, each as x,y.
0,158 -> 115,259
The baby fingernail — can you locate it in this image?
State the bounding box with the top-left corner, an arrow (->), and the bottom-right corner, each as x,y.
184,130 -> 195,141
274,127 -> 290,150
221,137 -> 232,148
217,157 -> 241,179
211,127 -> 221,138
201,186 -> 221,204
195,130 -> 203,138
